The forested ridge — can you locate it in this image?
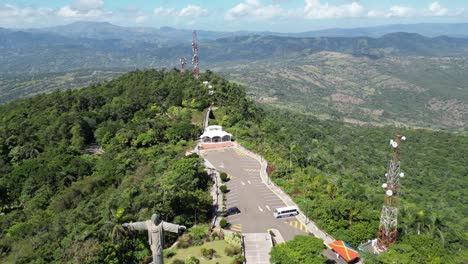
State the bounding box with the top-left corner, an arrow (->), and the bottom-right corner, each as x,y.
0,69 -> 257,263
0,69 -> 466,263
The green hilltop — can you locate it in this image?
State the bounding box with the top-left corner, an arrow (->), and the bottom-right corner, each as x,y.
0,70 -> 466,263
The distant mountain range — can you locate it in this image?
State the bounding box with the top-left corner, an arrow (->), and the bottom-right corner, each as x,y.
2,24 -> 468,75
1,21 -> 467,129
19,21 -> 468,45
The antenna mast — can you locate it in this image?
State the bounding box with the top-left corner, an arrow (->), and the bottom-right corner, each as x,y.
377,134 -> 406,252
179,57 -> 187,73
192,31 -> 199,79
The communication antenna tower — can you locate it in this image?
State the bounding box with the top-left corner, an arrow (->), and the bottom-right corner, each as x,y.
376,134 -> 406,252
179,57 -> 187,73
192,31 -> 199,79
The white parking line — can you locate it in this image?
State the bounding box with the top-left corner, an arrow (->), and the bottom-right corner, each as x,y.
241,181 -> 245,186
265,205 -> 271,211
258,206 -> 263,212
248,180 -> 251,184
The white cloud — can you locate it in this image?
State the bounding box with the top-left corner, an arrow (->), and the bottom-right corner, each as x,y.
0,4 -> 53,18
154,4 -> 208,18
386,5 -> 415,17
154,7 -> 177,16
226,0 -> 289,20
57,0 -> 107,18
179,5 -> 208,17
428,2 -> 448,16
57,6 -> 105,18
304,0 -> 365,19
226,0 -> 367,20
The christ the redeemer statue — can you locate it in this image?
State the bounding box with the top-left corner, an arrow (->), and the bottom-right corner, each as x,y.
123,214 -> 186,264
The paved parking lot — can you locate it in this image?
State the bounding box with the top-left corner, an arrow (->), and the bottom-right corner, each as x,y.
202,148 -> 306,240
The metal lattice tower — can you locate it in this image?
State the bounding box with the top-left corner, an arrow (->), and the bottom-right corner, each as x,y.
179,57 -> 187,73
377,134 -> 406,251
192,31 -> 199,79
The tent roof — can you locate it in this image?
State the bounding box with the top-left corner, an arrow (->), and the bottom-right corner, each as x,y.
328,240 -> 360,262
200,130 -> 232,138
200,125 -> 232,138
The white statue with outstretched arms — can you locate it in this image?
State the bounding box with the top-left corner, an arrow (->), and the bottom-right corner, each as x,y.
123,214 -> 186,264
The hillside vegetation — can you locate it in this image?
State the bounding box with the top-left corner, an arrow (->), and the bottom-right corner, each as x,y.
0,69 -> 256,263
218,53 -> 468,130
0,69 -> 466,263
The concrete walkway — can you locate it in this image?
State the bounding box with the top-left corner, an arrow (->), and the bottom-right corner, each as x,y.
243,233 -> 273,264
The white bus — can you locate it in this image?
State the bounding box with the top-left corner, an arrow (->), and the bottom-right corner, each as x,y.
273,206 -> 299,218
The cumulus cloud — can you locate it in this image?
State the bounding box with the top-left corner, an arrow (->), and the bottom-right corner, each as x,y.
179,5 -> 209,17
304,0 -> 365,19
225,0 -> 289,20
0,4 -> 53,18
154,7 -> 176,16
226,0 -> 367,20
225,0 -> 466,21
386,5 -> 415,17
426,2 -> 464,17
428,2 -> 448,16
154,4 -> 208,18
57,6 -> 105,18
0,4 -> 54,26
57,0 -> 108,18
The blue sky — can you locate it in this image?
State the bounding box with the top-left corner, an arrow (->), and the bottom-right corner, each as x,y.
1,0 -> 467,31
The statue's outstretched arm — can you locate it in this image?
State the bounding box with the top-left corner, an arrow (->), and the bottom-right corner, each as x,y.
123,221 -> 148,231
162,221 -> 186,234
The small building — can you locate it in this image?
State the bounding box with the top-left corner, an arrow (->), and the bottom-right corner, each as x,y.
200,125 -> 232,143
328,240 -> 360,263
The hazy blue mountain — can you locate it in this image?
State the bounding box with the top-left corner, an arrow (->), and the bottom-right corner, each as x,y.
2,29 -> 468,75
23,22 -> 468,44
297,23 -> 468,38
26,21 -> 242,47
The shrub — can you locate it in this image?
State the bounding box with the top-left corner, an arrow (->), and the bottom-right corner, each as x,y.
208,248 -> 217,259
177,234 -> 191,249
188,225 -> 209,246
164,249 -> 177,258
224,245 -> 241,257
219,218 -> 228,228
220,172 -> 229,182
172,259 -> 185,264
201,248 -> 217,259
220,184 -> 228,193
185,256 -> 200,264
232,254 -> 245,264
225,233 -> 241,246
200,248 -> 208,258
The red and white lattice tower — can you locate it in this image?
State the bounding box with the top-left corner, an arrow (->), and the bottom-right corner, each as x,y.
376,134 -> 406,252
192,31 -> 199,79
179,57 -> 187,73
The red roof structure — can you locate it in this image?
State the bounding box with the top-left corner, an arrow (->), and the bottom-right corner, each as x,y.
328,240 -> 360,262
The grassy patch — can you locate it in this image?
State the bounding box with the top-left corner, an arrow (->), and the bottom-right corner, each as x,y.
164,240 -> 235,264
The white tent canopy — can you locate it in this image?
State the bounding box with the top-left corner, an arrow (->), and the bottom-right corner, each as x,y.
200,125 -> 232,143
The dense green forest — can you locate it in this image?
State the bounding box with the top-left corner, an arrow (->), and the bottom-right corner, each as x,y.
0,69 -> 257,263
0,69 -> 466,263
